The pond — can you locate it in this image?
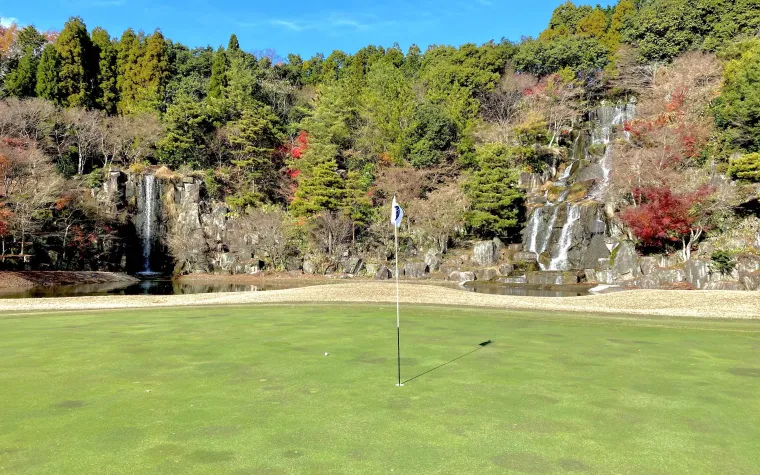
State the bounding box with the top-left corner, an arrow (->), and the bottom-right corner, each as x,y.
0,279 -> 322,299
0,277 -> 591,299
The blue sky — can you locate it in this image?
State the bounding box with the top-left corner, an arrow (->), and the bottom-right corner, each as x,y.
1,1 -> 613,59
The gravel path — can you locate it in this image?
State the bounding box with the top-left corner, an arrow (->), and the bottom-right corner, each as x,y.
0,282 -> 758,319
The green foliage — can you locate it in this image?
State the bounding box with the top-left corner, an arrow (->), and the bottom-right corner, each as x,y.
35,45 -> 61,101
713,40 -> 760,152
156,95 -> 217,169
116,28 -> 144,114
5,54 -> 38,97
290,158 -> 344,217
406,103 -> 457,168
710,250 -> 736,276
55,17 -> 95,107
208,47 -> 228,99
464,144 -> 524,237
91,27 -> 118,114
727,153 -> 760,181
514,35 -> 610,76
86,167 -> 105,188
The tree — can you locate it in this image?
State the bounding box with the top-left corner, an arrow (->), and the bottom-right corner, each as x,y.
464,144 -> 523,238
713,40 -> 760,152
728,153 -> 760,182
5,54 -> 38,97
408,181 -> 469,252
35,44 -> 61,101
91,27 -> 118,114
156,94 -> 216,168
207,47 -> 228,99
230,206 -> 295,269
227,34 -> 240,53
406,102 -> 457,168
64,108 -> 104,176
55,17 -> 95,107
290,156 -> 344,217
620,186 -> 714,260
116,28 -> 143,114
226,104 -> 285,204
134,29 -> 169,112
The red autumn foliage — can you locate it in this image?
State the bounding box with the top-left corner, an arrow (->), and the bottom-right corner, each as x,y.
620,186 -> 714,247
0,204 -> 11,236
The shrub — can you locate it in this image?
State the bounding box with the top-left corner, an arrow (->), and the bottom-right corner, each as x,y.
728,153 -> 760,182
710,250 -> 736,276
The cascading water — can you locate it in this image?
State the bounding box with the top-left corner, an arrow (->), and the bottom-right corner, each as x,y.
526,206 -> 542,254
592,102 -> 636,198
548,205 -> 581,271
137,174 -> 158,275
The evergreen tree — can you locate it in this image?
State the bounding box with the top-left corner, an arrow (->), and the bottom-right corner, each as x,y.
134,29 -> 169,112
5,54 -> 38,97
228,104 -> 285,203
227,34 -> 240,52
208,47 -> 229,99
91,27 -> 118,114
714,40 -> 760,152
116,28 -> 143,114
290,155 -> 344,217
35,44 -> 61,101
55,16 -> 95,107
464,144 -> 524,237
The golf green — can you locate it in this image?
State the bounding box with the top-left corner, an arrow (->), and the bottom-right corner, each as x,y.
0,304 -> 758,474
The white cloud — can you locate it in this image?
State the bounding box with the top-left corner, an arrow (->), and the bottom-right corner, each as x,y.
270,20 -> 310,32
263,13 -> 384,33
0,16 -> 20,28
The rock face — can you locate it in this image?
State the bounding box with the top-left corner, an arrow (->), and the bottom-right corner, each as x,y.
403,261 -> 429,278
741,272 -> 760,291
341,257 -> 363,274
475,268 -> 499,281
651,267 -> 685,285
685,260 -> 711,289
472,241 -> 498,266
611,241 -> 640,281
526,271 -> 580,285
580,234 -> 610,269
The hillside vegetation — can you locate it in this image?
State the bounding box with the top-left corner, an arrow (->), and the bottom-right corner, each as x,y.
0,0 -> 759,272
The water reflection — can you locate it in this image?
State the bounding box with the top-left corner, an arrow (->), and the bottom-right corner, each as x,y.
0,279 -> 311,299
460,281 -> 589,297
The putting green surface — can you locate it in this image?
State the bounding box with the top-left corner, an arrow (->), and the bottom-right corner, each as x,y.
0,305 -> 758,474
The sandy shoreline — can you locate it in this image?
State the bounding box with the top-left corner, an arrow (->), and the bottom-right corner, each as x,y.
0,282 -> 758,319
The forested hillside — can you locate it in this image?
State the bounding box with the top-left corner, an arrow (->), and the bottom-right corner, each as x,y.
0,0 -> 759,274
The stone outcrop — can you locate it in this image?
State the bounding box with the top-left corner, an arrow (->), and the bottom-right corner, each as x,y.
374,266 -> 392,280
424,249 -> 444,272
685,260 -> 711,289
448,271 -> 476,283
474,268 -> 499,281
610,241 -> 640,281
472,241 -> 498,266
741,272 -> 760,291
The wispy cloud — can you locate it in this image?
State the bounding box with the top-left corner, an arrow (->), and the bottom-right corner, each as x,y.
248,12 -> 389,34
0,16 -> 19,27
270,20 -> 309,32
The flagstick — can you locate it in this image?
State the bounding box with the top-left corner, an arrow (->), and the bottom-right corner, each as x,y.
395,222 -> 403,387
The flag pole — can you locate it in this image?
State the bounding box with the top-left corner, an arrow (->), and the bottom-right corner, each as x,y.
395,221 -> 402,387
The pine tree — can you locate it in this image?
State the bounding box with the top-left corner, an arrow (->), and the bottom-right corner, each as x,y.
464,144 -> 524,237
55,16 -> 96,107
116,28 -> 143,114
91,27 -> 118,114
290,157 -> 345,217
208,47 -> 229,99
35,44 -> 61,101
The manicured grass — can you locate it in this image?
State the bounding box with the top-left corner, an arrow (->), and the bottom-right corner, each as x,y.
0,305 -> 758,474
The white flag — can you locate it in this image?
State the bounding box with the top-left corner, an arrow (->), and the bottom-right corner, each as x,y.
391,195 -> 404,227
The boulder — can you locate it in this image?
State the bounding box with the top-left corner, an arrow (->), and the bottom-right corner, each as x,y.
472,241 -> 498,266
736,254 -> 760,274
584,269 -> 597,283
475,268 -> 500,282
303,260 -> 319,275
374,266 -> 392,280
652,267 -> 685,285
448,271 -> 476,283
639,257 -> 658,276
342,257 -> 363,274
424,249 -> 444,272
364,263 -> 379,277
513,252 -> 538,263
498,264 -> 514,276
611,241 -> 641,281
581,234 -> 610,269
284,257 -> 302,272
638,274 -> 661,290
702,281 -> 744,291
403,261 -> 429,279
493,237 -> 505,250
218,252 -> 237,272
697,241 -> 715,259
685,259 -> 711,289
741,272 -> 760,291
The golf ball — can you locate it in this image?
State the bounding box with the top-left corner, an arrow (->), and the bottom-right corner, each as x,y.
325,352 -> 329,356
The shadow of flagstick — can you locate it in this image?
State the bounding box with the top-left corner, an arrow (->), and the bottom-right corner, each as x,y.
402,340 -> 493,385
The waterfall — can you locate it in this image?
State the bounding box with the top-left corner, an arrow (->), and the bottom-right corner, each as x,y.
548,205 -> 581,271
592,103 -> 636,199
138,174 -> 157,274
525,207 -> 542,254
538,205 -> 560,255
